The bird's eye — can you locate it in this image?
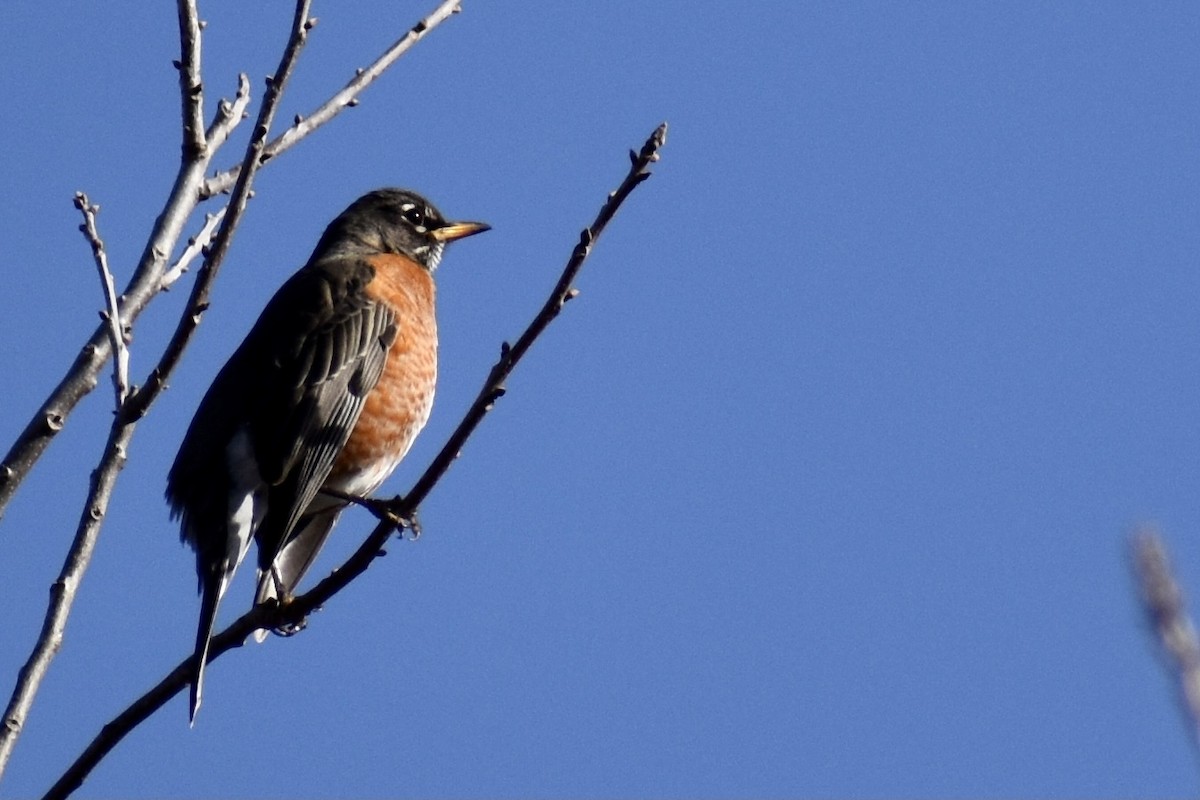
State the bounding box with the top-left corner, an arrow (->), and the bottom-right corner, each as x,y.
402,205 -> 426,228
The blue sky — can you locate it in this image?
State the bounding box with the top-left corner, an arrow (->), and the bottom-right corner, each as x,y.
1,1 -> 1199,796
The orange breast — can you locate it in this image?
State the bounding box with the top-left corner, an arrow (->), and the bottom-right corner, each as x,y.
328,253 -> 437,496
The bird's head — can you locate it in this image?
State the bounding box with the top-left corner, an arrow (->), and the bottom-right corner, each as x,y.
313,187 -> 490,271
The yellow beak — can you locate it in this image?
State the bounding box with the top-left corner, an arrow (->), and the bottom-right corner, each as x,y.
431,220 -> 491,243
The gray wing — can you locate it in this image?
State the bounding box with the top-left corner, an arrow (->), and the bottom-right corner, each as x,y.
247,263 -> 397,588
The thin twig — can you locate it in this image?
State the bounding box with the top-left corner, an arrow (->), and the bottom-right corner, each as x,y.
41,123 -> 668,800
201,0 -> 465,198
205,73 -> 252,157
161,207 -> 226,291
408,122 -> 668,506
72,194 -> 129,407
1131,527 -> 1200,758
126,1 -> 315,421
174,0 -> 206,158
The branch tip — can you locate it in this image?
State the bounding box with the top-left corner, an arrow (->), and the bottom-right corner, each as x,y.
203,0 -> 467,197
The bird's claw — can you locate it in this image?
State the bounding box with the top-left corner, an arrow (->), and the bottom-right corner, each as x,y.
384,499 -> 421,540
272,618 -> 308,637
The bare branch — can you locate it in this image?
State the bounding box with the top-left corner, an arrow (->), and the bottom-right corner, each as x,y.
42,601 -> 277,800
205,73 -> 252,153
0,97 -> 224,517
1131,527 -> 1200,757
127,0 -> 315,421
0,423 -> 133,780
202,0 -> 465,199
161,207 -> 226,291
1,0 -> 315,782
407,122 -> 667,506
72,194 -> 129,407
174,0 -> 206,157
41,123 -> 668,799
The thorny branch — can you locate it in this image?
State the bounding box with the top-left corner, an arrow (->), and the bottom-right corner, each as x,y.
41,122 -> 669,800
0,0 -> 466,521
1131,528 -> 1200,758
72,194 -> 129,407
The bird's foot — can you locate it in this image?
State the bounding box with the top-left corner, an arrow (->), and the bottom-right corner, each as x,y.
319,488 -> 419,537
383,498 -> 421,540
259,589 -> 309,637
272,617 -> 308,637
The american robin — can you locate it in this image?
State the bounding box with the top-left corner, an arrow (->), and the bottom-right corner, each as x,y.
166,188 -> 488,723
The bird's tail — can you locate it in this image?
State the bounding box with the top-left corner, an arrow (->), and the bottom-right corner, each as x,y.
190,573 -> 226,726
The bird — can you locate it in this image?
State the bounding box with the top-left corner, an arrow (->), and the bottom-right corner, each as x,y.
166,188 -> 489,724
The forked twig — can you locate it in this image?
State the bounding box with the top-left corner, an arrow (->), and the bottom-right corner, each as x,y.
161,208 -> 227,291
41,122 -> 668,800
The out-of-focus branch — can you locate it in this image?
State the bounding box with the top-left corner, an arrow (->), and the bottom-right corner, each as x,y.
201,0 -> 466,199
1131,527 -> 1200,756
72,194 -> 129,407
42,122 -> 669,800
